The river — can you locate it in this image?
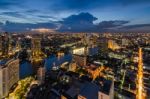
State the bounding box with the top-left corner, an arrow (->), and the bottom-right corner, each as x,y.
19,47 -> 99,79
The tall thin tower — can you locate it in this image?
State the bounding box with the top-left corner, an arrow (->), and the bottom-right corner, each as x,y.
136,48 -> 145,99
83,34 -> 88,66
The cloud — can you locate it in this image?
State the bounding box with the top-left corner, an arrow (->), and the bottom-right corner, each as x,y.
0,0 -> 23,9
0,0 -> 150,25
2,21 -> 58,32
120,24 -> 150,29
0,12 -> 150,33
38,15 -> 58,20
51,0 -> 98,11
48,0 -> 150,12
58,12 -> 97,32
1,0 -> 150,11
25,9 -> 39,13
97,20 -> 129,29
120,0 -> 150,6
57,13 -> 130,32
118,24 -> 150,32
0,12 -> 24,18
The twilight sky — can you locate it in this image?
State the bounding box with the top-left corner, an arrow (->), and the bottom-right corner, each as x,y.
0,0 -> 150,32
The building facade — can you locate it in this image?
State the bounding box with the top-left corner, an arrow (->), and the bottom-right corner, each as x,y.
37,66 -> 45,85
0,59 -> 19,98
31,37 -> 45,73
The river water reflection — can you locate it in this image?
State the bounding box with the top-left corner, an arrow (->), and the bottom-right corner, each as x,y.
19,47 -> 98,79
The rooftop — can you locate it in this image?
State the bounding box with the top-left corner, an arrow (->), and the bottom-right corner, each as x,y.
79,82 -> 99,99
95,77 -> 113,95
64,77 -> 113,99
0,59 -> 9,68
0,58 -> 16,68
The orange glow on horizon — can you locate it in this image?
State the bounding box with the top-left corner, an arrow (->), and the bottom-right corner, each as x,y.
31,28 -> 55,33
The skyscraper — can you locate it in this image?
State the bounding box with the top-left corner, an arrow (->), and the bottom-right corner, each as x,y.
31,37 -> 46,73
1,32 -> 9,56
37,66 -> 45,85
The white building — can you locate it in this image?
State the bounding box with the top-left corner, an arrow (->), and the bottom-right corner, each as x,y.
0,59 -> 19,98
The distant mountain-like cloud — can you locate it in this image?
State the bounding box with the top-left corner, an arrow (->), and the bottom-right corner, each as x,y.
1,21 -> 57,32
0,12 -> 150,33
97,20 -> 129,29
118,24 -> 150,32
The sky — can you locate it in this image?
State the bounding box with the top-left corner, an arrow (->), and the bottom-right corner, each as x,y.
0,0 -> 150,32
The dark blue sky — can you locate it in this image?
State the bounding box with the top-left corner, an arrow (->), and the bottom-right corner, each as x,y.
0,0 -> 150,32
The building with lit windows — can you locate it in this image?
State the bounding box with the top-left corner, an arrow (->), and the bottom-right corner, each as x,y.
73,47 -> 89,55
72,47 -> 88,66
69,61 -> 77,72
108,40 -> 120,50
0,59 -> 19,98
1,32 -> 9,56
37,66 -> 45,85
122,38 -> 129,46
0,35 -> 2,55
31,37 -> 46,73
72,54 -> 87,66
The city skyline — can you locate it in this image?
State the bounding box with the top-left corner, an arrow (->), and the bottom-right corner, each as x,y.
0,0 -> 150,32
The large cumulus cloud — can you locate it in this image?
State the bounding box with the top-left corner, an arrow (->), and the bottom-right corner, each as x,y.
58,12 -> 97,32
58,12 -> 150,32
58,12 -> 131,32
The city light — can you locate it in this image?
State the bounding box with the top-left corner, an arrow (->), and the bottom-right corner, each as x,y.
0,0 -> 150,99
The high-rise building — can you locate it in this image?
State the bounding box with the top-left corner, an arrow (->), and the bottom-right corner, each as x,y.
108,40 -> 120,50
31,37 -> 42,56
0,35 -> 2,55
72,34 -> 89,67
1,32 -> 9,56
72,46 -> 89,66
31,37 -> 46,73
72,54 -> 86,66
69,61 -> 77,72
37,66 -> 45,85
122,38 -> 129,46
0,59 -> 19,98
98,38 -> 109,53
15,40 -> 21,52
